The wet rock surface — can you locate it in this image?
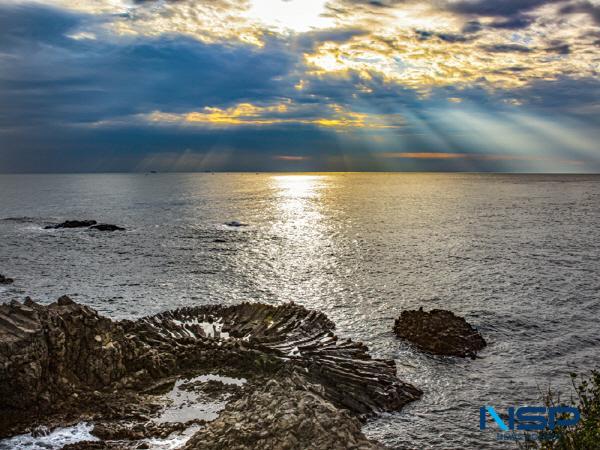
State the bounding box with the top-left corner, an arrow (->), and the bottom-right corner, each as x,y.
0,297 -> 422,448
45,220 -> 98,229
183,376 -> 385,450
0,274 -> 13,284
224,221 -> 248,227
89,224 -> 126,232
393,308 -> 486,358
43,220 -> 125,231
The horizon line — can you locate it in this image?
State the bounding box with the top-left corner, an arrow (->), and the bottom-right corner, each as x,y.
1,171 -> 599,175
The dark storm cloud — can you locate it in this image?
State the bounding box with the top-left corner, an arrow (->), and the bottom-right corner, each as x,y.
0,4 -> 297,129
461,20 -> 483,33
444,0 -> 560,17
488,15 -> 535,29
439,0 -> 555,32
0,3 -> 82,47
481,43 -> 533,53
545,42 -> 571,54
416,30 -> 472,43
445,0 -> 600,28
560,1 -> 600,24
0,2 -> 598,173
329,0 -> 398,7
293,28 -> 369,51
459,15 -> 533,32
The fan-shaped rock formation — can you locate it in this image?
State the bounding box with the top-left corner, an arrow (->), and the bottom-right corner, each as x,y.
0,297 -> 421,448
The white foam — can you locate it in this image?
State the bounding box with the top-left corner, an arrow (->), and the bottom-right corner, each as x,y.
0,422 -> 97,450
142,425 -> 201,450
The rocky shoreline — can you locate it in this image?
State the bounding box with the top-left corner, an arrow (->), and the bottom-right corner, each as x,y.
0,297 -> 422,449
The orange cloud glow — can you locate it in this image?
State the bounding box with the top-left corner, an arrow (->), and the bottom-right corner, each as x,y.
274,155 -> 309,161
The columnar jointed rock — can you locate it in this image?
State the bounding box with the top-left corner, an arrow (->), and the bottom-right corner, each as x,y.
393,308 -> 486,358
138,303 -> 422,415
183,376 -> 385,450
0,296 -> 136,416
0,274 -> 13,284
0,297 -> 422,447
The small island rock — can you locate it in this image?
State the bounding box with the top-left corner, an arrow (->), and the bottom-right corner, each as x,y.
393,308 -> 486,358
45,220 -> 97,229
224,221 -> 248,227
89,224 -> 125,231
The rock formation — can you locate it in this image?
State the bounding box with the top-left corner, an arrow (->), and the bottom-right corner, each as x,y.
183,376 -> 385,450
45,220 -> 98,229
224,221 -> 248,227
0,297 -> 422,448
393,308 -> 486,358
44,220 -> 125,231
89,224 -> 125,231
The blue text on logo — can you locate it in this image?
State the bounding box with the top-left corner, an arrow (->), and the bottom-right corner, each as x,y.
480,406 -> 580,431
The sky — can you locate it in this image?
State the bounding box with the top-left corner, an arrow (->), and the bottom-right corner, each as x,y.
0,0 -> 599,172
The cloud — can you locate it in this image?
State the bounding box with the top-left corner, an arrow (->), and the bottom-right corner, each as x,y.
379,152 -> 470,159
129,101 -> 406,130
444,0 -> 560,18
0,1 -> 598,173
0,4 -> 299,129
560,1 -> 600,25
378,152 -> 585,166
273,155 -> 310,161
488,15 -> 535,29
481,43 -> 533,53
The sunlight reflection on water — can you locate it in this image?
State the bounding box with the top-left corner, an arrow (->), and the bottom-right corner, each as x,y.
1,173 -> 599,449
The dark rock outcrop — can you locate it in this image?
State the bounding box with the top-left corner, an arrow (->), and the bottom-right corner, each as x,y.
45,220 -> 97,229
0,296 -> 135,418
224,221 -> 248,227
184,376 -> 385,450
0,274 -> 13,284
136,302 -> 422,415
89,224 -> 125,231
393,308 -> 486,358
43,220 -> 125,231
0,297 -> 422,447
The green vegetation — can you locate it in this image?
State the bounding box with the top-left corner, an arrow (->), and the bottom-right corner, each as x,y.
521,370 -> 600,449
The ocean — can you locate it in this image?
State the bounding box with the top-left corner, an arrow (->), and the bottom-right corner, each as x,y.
1,172 -> 599,448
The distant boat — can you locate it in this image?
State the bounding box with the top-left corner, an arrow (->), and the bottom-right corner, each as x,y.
150,170 -> 158,174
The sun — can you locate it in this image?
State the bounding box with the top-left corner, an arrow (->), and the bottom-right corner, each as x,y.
246,0 -> 333,33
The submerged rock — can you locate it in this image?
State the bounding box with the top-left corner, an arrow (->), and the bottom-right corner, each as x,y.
0,297 -> 422,448
393,308 -> 486,358
224,221 -> 248,227
45,220 -> 97,229
0,274 -> 13,284
89,224 -> 125,232
43,220 -> 125,231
